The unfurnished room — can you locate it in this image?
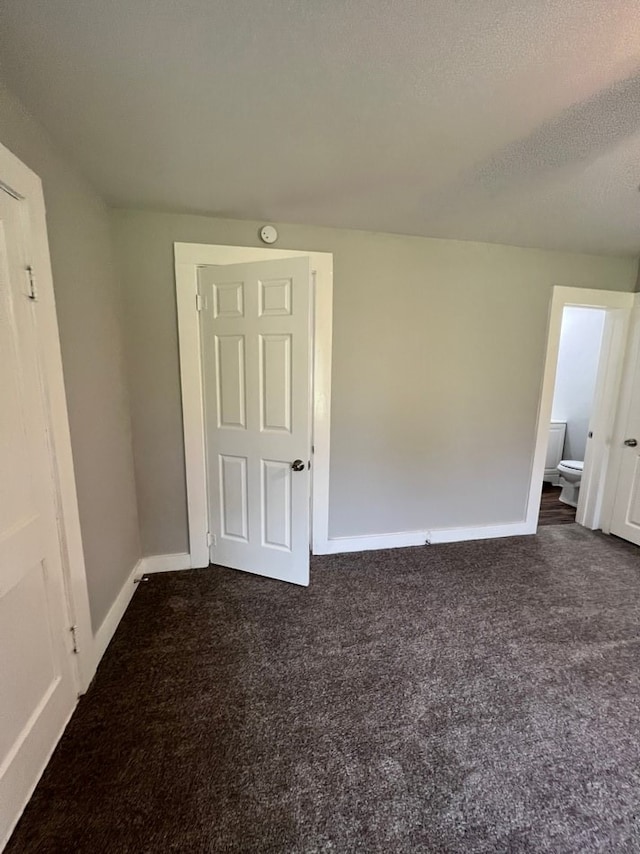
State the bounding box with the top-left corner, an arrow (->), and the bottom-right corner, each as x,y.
2,2 -> 640,852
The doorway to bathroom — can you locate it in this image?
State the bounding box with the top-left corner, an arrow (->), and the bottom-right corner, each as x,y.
529,286 -> 634,535
538,306 -> 607,526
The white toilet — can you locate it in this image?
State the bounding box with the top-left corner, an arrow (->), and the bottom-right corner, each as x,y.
556,460 -> 583,508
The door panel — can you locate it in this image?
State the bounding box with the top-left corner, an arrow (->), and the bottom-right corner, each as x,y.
261,460 -> 292,551
260,333 -> 292,432
213,280 -> 244,318
610,448 -> 640,544
219,454 -> 249,542
215,335 -> 246,428
259,277 -> 292,316
0,565 -> 57,759
199,257 -> 311,585
0,189 -> 77,847
628,461 -> 640,527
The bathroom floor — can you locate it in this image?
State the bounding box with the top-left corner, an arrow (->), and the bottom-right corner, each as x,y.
538,481 -> 577,526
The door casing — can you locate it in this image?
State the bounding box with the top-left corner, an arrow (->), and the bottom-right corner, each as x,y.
530,286 -> 634,534
175,242 -> 333,567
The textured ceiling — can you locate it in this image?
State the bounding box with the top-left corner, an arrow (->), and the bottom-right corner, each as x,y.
1,0 -> 640,254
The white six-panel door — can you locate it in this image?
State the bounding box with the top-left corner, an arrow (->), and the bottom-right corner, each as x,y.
0,190 -> 77,846
199,257 -> 311,585
609,318 -> 640,546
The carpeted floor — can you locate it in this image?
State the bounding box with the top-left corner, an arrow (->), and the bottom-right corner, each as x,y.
6,525 -> 640,853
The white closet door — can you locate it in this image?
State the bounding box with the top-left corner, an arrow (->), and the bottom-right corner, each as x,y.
0,189 -> 77,846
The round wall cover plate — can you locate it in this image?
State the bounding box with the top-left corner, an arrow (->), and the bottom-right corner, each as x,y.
260,225 -> 278,244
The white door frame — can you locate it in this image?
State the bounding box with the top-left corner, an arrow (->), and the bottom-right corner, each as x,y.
0,142 -> 94,692
174,242 -> 333,567
527,286 -> 634,533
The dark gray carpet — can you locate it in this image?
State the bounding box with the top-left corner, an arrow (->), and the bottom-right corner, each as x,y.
7,525 -> 640,853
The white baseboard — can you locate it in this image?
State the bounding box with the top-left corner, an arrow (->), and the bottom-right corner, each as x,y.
314,521 -> 534,555
91,553 -> 191,673
93,558 -> 144,671
140,552 -> 191,575
428,521 -> 534,544
316,530 -> 431,554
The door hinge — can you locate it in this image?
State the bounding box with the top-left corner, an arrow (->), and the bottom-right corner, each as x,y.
26,265 -> 38,301
207,532 -> 216,548
196,285 -> 208,312
70,624 -> 79,654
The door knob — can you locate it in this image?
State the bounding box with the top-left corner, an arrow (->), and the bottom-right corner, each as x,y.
624,439 -> 638,447
291,459 -> 305,471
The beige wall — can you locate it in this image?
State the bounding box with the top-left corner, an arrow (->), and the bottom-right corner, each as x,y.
112,209 -> 638,554
0,83 -> 141,631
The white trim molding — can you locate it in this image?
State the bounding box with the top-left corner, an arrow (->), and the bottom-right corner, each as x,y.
92,552 -> 190,672
174,242 -> 333,567
315,522 -> 531,555
93,559 -> 144,671
140,553 -> 191,574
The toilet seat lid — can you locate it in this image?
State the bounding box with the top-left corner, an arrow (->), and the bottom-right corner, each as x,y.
559,460 -> 583,472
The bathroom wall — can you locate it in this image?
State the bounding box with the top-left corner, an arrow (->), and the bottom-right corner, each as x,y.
551,306 -> 606,461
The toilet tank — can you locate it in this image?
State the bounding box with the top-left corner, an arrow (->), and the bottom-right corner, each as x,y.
545,422 -> 566,482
